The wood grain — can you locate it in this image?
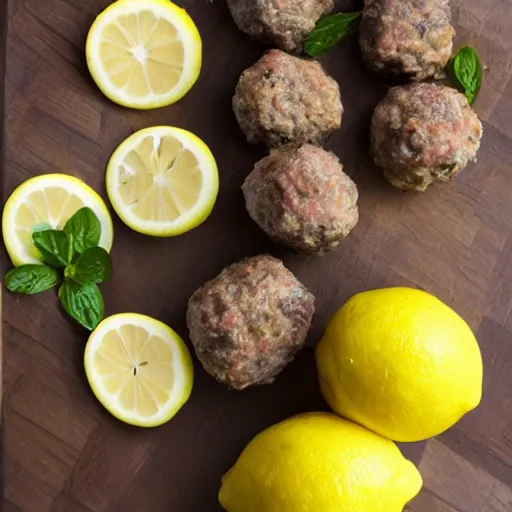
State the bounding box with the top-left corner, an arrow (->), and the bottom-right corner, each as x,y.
2,0 -> 512,510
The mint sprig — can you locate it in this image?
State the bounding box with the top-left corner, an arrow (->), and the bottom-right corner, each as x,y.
447,46 -> 482,105
3,207 -> 112,331
305,11 -> 363,57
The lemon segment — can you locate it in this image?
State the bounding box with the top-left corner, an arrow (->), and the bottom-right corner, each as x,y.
106,126 -> 219,236
86,0 -> 202,109
84,313 -> 194,427
2,174 -> 114,266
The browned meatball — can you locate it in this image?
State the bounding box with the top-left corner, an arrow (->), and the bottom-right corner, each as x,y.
371,83 -> 483,192
243,145 -> 359,254
226,0 -> 334,52
233,50 -> 342,148
186,255 -> 315,390
359,0 -> 455,82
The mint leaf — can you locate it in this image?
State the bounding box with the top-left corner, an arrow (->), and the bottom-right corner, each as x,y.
58,280 -> 104,330
4,265 -> 59,294
448,46 -> 482,104
72,247 -> 112,285
32,230 -> 74,268
305,11 -> 362,57
64,207 -> 101,254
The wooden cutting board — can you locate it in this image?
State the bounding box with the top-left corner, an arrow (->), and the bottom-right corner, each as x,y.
2,0 -> 512,510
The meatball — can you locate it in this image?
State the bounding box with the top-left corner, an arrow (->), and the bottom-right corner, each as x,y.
359,0 -> 455,82
233,50 -> 342,148
186,255 -> 315,390
243,145 -> 359,254
371,83 -> 483,192
226,0 -> 334,53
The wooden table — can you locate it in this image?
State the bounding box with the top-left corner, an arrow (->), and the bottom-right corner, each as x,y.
2,0 -> 512,510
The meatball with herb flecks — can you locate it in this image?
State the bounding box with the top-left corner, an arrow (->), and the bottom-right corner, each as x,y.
186,255 -> 315,390
359,0 -> 455,82
371,83 -> 483,192
226,0 -> 334,52
233,50 -> 342,148
243,144 -> 359,254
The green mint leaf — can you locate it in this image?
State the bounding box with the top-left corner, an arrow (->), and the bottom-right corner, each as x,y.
305,11 -> 362,57
63,207 -> 101,254
4,265 -> 60,295
32,230 -> 74,268
448,46 -> 482,104
72,247 -> 112,285
58,280 -> 104,330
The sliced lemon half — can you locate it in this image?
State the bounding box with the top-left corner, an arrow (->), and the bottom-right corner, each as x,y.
2,174 -> 114,266
84,313 -> 194,427
106,126 -> 219,236
86,0 -> 202,109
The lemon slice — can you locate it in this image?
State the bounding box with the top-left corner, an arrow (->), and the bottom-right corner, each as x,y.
84,313 -> 194,427
106,126 -> 219,236
86,0 -> 202,109
2,174 -> 114,266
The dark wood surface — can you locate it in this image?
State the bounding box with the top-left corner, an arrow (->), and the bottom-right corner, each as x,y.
2,0 -> 512,510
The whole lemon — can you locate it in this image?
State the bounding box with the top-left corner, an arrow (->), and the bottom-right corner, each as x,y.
219,412 -> 422,512
316,287 -> 483,442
